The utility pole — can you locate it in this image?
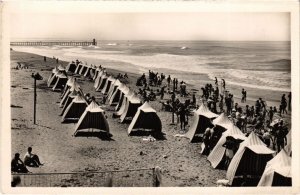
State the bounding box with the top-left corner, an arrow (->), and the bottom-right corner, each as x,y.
31,72 -> 43,124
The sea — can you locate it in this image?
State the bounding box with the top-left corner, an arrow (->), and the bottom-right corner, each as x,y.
12,40 -> 291,92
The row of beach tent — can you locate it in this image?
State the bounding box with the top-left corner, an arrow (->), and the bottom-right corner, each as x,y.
47,61 -> 162,137
184,103 -> 292,186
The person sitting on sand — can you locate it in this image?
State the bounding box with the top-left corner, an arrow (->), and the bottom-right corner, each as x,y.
11,153 -> 29,173
24,147 -> 43,167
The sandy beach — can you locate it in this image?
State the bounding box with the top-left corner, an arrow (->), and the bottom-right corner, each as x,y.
10,50 -> 291,187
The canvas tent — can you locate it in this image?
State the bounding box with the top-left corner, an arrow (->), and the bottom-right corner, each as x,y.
94,70 -> 104,88
57,64 -> 65,71
113,91 -> 134,118
119,94 -> 142,123
79,64 -> 88,75
184,103 -> 219,143
257,149 -> 291,186
66,62 -> 77,73
74,101 -> 110,136
52,72 -> 68,91
47,67 -> 59,86
61,94 -> 88,123
210,113 -> 234,149
207,123 -> 246,169
101,76 -> 115,95
226,132 -> 275,186
60,89 -> 81,116
108,81 -> 124,106
96,74 -> 108,91
74,63 -> 83,74
93,66 -> 102,80
60,81 -> 82,108
61,77 -> 76,99
114,84 -> 130,111
83,65 -> 93,77
106,79 -> 121,102
128,102 -> 162,135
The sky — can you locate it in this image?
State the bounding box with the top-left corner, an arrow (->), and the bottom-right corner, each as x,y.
8,4 -> 290,41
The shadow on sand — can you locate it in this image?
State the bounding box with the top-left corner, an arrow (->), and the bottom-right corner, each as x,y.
74,131 -> 115,141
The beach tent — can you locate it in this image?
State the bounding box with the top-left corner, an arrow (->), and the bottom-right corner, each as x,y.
94,71 -> 104,88
60,89 -> 81,116
207,123 -> 246,169
61,94 -> 88,123
106,79 -> 121,102
107,80 -> 123,105
210,113 -> 234,149
114,84 -> 130,111
47,67 -> 59,86
226,132 -> 275,186
74,101 -> 110,136
128,102 -> 162,135
52,72 -> 68,91
257,149 -> 291,186
96,74 -> 108,91
86,66 -> 96,78
83,65 -> 92,77
60,81 -> 82,107
101,76 -> 115,95
184,103 -> 219,143
285,130 -> 291,156
119,94 -> 142,123
93,66 -> 101,80
74,63 -> 84,74
79,64 -> 88,75
113,91 -> 134,118
57,64 -> 65,71
66,62 -> 77,73
61,77 -> 76,99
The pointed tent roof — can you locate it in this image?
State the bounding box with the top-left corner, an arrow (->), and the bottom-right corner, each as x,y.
57,64 -> 65,71
207,123 -> 246,168
213,113 -> 233,129
195,103 -> 219,118
66,77 -> 76,86
74,100 -> 109,135
258,149 -> 291,186
226,132 -> 275,185
128,102 -> 161,135
127,93 -> 141,104
55,72 -> 68,78
52,66 -> 59,74
72,94 -> 87,103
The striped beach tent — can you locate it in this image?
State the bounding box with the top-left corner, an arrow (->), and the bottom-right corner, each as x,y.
83,65 -> 93,77
74,63 -> 83,74
65,62 -> 77,73
61,77 -> 76,99
57,64 -> 65,71
52,72 -> 68,91
79,64 -> 88,75
93,66 -> 102,81
226,132 -> 275,186
101,76 -> 115,95
61,94 -> 88,123
107,80 -> 123,105
115,85 -> 130,111
113,91 -> 134,118
128,102 -> 162,135
47,67 -> 59,86
207,123 -> 246,169
60,81 -> 82,108
106,79 -> 121,101
184,103 -> 219,143
74,101 -> 110,136
96,74 -> 108,91
120,94 -> 142,123
257,149 -> 291,186
210,113 -> 234,149
60,89 -> 80,116
94,70 -> 104,88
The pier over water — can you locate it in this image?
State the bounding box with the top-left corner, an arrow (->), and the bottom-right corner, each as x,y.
10,39 -> 97,46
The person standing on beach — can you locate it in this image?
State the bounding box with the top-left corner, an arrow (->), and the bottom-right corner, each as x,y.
215,77 -> 218,86
221,79 -> 226,94
56,58 -> 59,64
219,95 -> 224,113
241,88 -> 246,103
43,56 -> 46,62
167,75 -> 171,88
175,79 -> 178,90
178,104 -> 187,131
268,107 -> 274,122
160,86 -> 166,100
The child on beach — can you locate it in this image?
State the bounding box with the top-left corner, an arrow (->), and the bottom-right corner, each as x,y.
11,153 -> 29,173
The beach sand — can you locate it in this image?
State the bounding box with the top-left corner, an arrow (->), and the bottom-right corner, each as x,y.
10,50 -> 291,186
